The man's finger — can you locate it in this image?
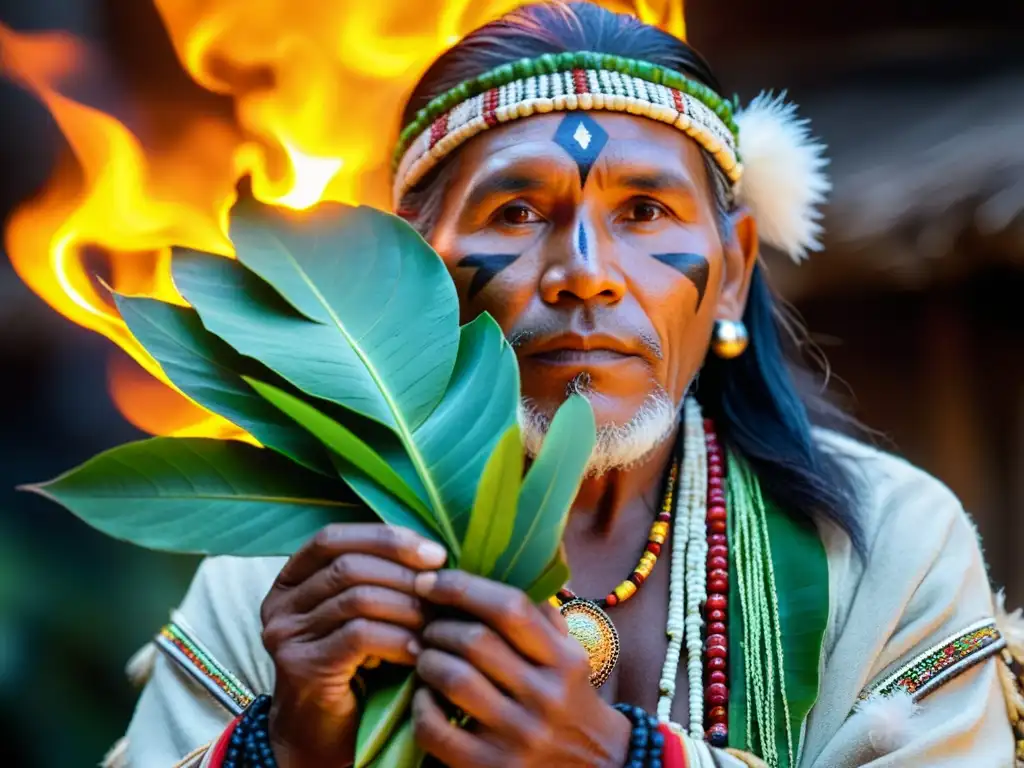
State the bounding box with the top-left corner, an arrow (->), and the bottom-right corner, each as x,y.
411,687 -> 501,768
299,584 -> 426,638
416,648 -> 535,733
421,619 -> 539,700
282,553 -> 422,615
314,618 -> 422,677
414,570 -> 562,665
274,524 -> 447,590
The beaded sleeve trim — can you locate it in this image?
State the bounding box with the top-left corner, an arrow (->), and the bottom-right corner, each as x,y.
861,619 -> 1005,702
155,620 -> 256,716
393,52 -> 741,206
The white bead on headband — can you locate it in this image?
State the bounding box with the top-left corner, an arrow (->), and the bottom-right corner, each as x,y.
393,52 -> 830,260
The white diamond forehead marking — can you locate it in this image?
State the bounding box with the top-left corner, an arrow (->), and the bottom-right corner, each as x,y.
573,121 -> 592,150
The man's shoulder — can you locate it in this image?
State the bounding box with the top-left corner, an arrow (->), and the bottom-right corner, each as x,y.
812,430 -> 996,665
187,555 -> 288,621
813,428 -> 978,555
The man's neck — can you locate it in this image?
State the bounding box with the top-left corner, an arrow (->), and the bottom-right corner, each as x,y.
570,424 -> 681,536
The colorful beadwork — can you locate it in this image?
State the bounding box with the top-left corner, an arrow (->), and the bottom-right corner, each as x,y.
612,461 -> 676,607
561,457 -> 678,610
613,704 -> 666,766
560,598 -> 621,688
392,51 -> 742,205
703,419 -> 730,747
555,435 -> 681,688
866,619 -> 1005,701
157,622 -> 255,715
396,52 -> 739,159
222,695 -> 279,768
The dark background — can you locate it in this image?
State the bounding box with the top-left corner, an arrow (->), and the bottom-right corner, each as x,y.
2,0 -> 1023,764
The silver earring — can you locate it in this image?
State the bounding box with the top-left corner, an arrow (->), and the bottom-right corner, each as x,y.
711,319 -> 749,359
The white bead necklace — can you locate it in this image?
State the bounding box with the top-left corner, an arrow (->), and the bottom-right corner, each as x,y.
656,397 -> 708,734
684,398 -> 710,738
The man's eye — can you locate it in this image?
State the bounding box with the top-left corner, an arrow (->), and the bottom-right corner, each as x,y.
627,201 -> 666,223
499,204 -> 540,225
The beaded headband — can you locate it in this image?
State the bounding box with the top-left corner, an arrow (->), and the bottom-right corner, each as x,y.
393,52 -> 741,207
394,52 -> 830,260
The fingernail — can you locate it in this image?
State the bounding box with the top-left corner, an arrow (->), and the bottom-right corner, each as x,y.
407,638 -> 422,657
414,571 -> 438,595
417,540 -> 448,566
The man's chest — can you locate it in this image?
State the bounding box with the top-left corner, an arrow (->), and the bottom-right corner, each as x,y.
568,540 -> 691,725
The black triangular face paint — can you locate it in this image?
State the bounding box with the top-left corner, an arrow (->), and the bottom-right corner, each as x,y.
553,113 -> 609,187
652,253 -> 709,310
456,254 -> 520,300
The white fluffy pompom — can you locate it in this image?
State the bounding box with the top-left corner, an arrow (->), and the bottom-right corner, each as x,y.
102,737 -> 129,768
851,691 -> 921,756
125,640 -> 158,687
996,589 -> 1024,654
735,93 -> 830,261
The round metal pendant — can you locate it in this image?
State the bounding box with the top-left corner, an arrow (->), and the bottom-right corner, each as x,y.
559,598 -> 620,688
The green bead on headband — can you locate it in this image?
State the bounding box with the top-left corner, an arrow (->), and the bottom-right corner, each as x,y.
392,51 -> 744,206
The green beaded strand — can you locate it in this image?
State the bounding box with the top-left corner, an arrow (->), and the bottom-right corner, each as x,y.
729,457 -> 794,768
750,468 -> 795,767
733,484 -> 774,764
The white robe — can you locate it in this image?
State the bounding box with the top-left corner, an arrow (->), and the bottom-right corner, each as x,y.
117,434 -> 1019,767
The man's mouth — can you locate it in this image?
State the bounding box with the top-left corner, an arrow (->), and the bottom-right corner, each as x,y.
521,333 -> 640,366
529,348 -> 635,364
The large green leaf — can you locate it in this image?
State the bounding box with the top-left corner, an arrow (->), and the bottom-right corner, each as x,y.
179,201 -> 460,433
493,395 -> 596,590
334,315 -> 519,556
410,314 -> 519,544
244,377 -> 435,530
458,425 -> 522,576
173,209 -> 519,552
341,475 -> 442,545
23,438 -> 368,555
526,553 -> 571,603
356,668 -> 416,768
176,239 -> 519,553
114,294 -> 333,475
172,254 -> 400,427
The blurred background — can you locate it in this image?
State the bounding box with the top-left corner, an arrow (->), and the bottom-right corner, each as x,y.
1,0 -> 1022,764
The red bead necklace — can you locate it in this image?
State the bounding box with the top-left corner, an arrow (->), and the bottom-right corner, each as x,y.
553,414 -> 733,747
703,418 -> 730,746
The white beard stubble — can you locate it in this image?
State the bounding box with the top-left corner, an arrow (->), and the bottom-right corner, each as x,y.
518,373 -> 679,476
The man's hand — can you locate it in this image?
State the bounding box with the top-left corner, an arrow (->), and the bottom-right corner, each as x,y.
260,524 -> 447,768
411,570 -> 632,768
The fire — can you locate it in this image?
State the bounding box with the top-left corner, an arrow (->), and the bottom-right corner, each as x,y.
1,1 -> 684,438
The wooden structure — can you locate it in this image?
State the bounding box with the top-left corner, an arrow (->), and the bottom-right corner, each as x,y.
691,0 -> 1024,599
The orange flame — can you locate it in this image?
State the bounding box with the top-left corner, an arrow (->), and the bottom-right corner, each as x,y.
1,1 -> 684,437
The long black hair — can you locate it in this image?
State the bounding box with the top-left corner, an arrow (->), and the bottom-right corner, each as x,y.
398,1 -> 864,549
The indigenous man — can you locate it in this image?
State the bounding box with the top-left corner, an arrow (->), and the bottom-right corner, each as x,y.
112,3 -> 1024,766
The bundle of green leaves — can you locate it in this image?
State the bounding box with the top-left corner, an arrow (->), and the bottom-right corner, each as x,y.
26,200 -> 596,767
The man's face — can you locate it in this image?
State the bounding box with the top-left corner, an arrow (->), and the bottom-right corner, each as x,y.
428,113 -> 756,455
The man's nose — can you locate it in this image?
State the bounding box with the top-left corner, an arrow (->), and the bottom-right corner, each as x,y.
538,219 -> 626,306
